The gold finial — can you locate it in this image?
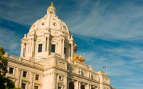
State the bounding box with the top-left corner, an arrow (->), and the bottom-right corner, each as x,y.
50,2 -> 54,7
47,1 -> 56,14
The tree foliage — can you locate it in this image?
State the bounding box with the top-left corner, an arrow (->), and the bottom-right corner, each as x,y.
0,46 -> 21,89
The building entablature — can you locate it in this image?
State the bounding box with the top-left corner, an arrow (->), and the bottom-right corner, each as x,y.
7,55 -> 44,71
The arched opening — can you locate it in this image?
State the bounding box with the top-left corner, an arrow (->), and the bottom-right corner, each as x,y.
69,82 -> 74,89
81,85 -> 85,89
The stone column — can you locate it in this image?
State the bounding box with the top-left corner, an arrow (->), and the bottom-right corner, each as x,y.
67,44 -> 71,61
24,43 -> 27,57
18,69 -> 22,88
79,82 -> 81,89
27,40 -> 30,57
85,84 -> 90,89
31,38 -> 35,57
64,75 -> 67,89
29,39 -> 33,57
20,43 -> 24,57
71,42 -> 74,60
74,81 -> 81,89
98,71 -> 104,89
28,72 -> 34,89
55,73 -> 57,89
74,81 -> 79,89
14,67 -> 19,87
51,72 -> 57,89
47,35 -> 50,55
61,39 -> 64,59
29,39 -> 32,57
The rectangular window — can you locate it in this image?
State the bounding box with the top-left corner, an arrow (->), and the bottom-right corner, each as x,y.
35,74 -> 39,80
64,47 -> 66,55
51,44 -> 55,52
21,83 -> 26,89
58,86 -> 62,89
9,67 -> 14,74
23,71 -> 27,77
34,86 -> 38,89
38,44 -> 42,52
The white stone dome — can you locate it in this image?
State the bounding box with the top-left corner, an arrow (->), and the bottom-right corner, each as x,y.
28,2 -> 70,38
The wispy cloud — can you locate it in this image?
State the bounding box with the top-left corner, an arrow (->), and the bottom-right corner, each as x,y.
66,0 -> 143,41
0,18 -> 29,56
75,33 -> 143,89
0,27 -> 20,55
1,0 -> 143,41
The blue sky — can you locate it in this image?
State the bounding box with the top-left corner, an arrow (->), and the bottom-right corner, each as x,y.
0,0 -> 143,89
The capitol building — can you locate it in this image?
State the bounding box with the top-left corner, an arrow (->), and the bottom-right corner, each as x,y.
6,2 -> 115,89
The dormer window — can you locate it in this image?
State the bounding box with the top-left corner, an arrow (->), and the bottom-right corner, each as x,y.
53,22 -> 57,26
79,69 -> 84,76
59,75 -> 63,81
38,44 -> 42,52
41,22 -> 45,25
51,44 -> 55,52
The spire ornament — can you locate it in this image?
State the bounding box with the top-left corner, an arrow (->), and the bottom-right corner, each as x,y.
50,2 -> 54,7
47,1 -> 56,14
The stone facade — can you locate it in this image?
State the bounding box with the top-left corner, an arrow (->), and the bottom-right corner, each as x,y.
6,2 -> 115,89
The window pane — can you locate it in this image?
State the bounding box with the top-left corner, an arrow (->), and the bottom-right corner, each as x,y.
58,86 -> 62,89
35,74 -> 39,80
34,86 -> 38,89
51,44 -> 55,52
23,71 -> 27,77
38,44 -> 42,52
22,83 -> 26,89
9,67 -> 14,74
64,47 -> 66,55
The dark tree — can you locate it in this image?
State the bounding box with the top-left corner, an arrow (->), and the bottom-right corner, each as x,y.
0,46 -> 21,89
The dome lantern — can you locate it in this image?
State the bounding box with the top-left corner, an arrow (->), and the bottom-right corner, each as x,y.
20,2 -> 77,61
47,2 -> 56,15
